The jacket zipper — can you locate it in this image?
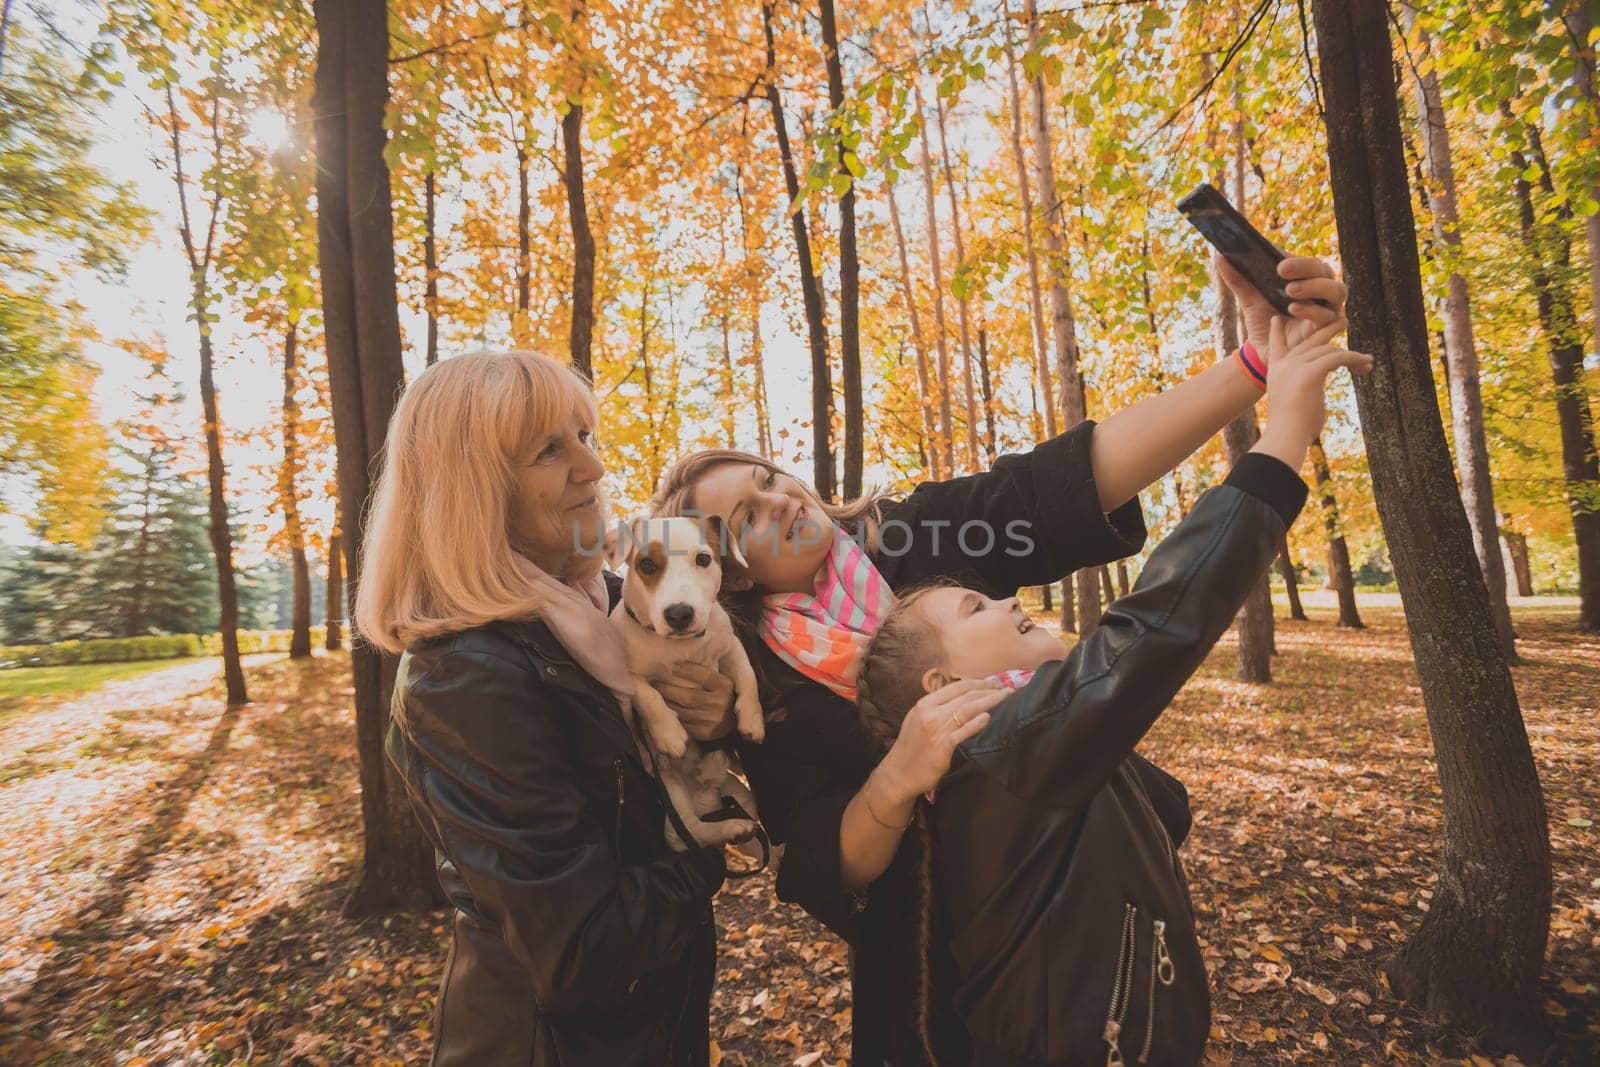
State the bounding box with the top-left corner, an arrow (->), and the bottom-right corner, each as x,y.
1137,917 -> 1177,1063
1103,903 -> 1138,1067
613,759 -> 626,865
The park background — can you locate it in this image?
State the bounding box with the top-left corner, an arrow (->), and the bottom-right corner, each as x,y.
1,0 -> 1598,1063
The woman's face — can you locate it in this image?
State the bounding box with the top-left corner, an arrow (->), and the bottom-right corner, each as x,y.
509,408 -> 607,577
689,462 -> 836,594
915,588 -> 1068,690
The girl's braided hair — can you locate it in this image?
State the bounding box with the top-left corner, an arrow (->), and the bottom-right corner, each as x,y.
854,583 -> 954,1066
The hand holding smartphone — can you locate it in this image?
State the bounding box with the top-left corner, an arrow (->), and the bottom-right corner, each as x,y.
1176,183 -> 1332,317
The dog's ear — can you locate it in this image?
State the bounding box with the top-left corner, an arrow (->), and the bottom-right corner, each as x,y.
607,514 -> 647,569
704,513 -> 748,573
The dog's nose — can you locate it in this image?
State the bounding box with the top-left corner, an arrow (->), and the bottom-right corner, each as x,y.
663,603 -> 696,632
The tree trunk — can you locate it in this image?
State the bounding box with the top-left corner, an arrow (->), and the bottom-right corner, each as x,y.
1313,3 -> 1551,1048
734,167 -> 773,459
1025,0 -> 1097,635
1098,565 -> 1114,604
1564,1 -> 1600,364
1115,559 -> 1130,598
1278,536 -> 1307,620
162,79 -> 248,706
887,176 -> 939,476
196,310 -> 247,702
762,0 -> 833,501
1310,438 -> 1364,629
563,100 -> 596,377
313,0 -> 442,917
1502,529 -> 1533,598
1213,100 -> 1272,681
914,79 -> 956,482
1504,110 -> 1600,633
818,0 -> 862,499
325,523 -> 344,651
932,76 -> 980,473
1001,0 -> 1057,442
975,324 -> 998,464
424,169 -> 438,367
281,321 -> 313,659
1402,3 -> 1517,659
514,143 -> 530,344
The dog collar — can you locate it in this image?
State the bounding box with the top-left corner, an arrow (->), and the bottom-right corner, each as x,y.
624,601 -> 707,640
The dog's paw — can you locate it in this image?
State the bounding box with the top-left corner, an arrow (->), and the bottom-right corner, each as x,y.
735,698 -> 765,743
648,718 -> 690,760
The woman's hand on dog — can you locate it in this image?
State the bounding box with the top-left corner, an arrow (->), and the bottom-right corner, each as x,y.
659,664 -> 738,741
875,679 -> 1007,804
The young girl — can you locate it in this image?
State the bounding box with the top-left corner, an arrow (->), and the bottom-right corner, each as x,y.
850,316 -> 1357,1065
652,259 -> 1359,1064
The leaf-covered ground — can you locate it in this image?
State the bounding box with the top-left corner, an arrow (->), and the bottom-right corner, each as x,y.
0,598 -> 1595,1065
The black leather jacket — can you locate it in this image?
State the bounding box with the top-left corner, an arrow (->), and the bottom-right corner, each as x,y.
933,456 -> 1304,1066
385,573 -> 725,1067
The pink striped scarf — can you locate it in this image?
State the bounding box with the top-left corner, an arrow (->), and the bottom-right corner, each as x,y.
760,528 -> 895,700
990,668 -> 1035,691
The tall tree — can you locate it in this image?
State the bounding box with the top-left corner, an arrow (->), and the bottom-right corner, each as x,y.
914,77 -> 956,480
1211,51 -> 1272,681
931,53 -> 980,472
561,3 -> 596,376
1277,537 -> 1307,621
1026,0 -> 1097,633
1562,1 -> 1600,363
1313,1 -> 1551,1047
762,0 -> 834,500
1401,3 -> 1517,659
886,174 -> 940,473
1502,107 -> 1600,633
313,0 -> 441,915
1001,1 -> 1057,443
280,322 -> 312,658
818,0 -> 862,498
325,518 -> 343,651
1309,437 -> 1364,629
160,78 -> 248,705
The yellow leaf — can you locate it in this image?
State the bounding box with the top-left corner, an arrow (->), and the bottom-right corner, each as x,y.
1257,943 -> 1284,962
709,1040 -> 723,1067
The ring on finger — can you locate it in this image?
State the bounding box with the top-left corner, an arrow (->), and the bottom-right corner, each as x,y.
951,713 -> 963,729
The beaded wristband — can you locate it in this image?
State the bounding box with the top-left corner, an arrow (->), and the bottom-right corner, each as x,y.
1235,340 -> 1267,390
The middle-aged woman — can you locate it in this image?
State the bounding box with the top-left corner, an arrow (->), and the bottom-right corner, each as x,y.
651,256 -> 1350,1065
358,350 -> 737,1067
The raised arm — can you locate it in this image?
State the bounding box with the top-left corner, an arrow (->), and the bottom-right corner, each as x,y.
966,457 -> 1301,807
1088,255 -> 1348,511
971,314 -> 1368,805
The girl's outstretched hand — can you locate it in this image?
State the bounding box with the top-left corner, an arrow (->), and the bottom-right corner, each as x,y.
1254,316 -> 1373,470
874,679 -> 1006,804
1217,253 -> 1348,352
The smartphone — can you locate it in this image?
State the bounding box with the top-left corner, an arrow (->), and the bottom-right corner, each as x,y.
1177,183 -> 1323,317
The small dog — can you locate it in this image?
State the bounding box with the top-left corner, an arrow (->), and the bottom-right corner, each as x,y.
610,514 -> 764,852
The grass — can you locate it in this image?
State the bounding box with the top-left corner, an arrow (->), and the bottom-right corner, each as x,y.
0,659 -> 190,714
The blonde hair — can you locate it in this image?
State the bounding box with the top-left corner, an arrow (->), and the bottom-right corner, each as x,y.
355,350 -> 600,655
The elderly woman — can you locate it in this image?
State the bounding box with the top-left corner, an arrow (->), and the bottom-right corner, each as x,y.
357,351 -> 734,1067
